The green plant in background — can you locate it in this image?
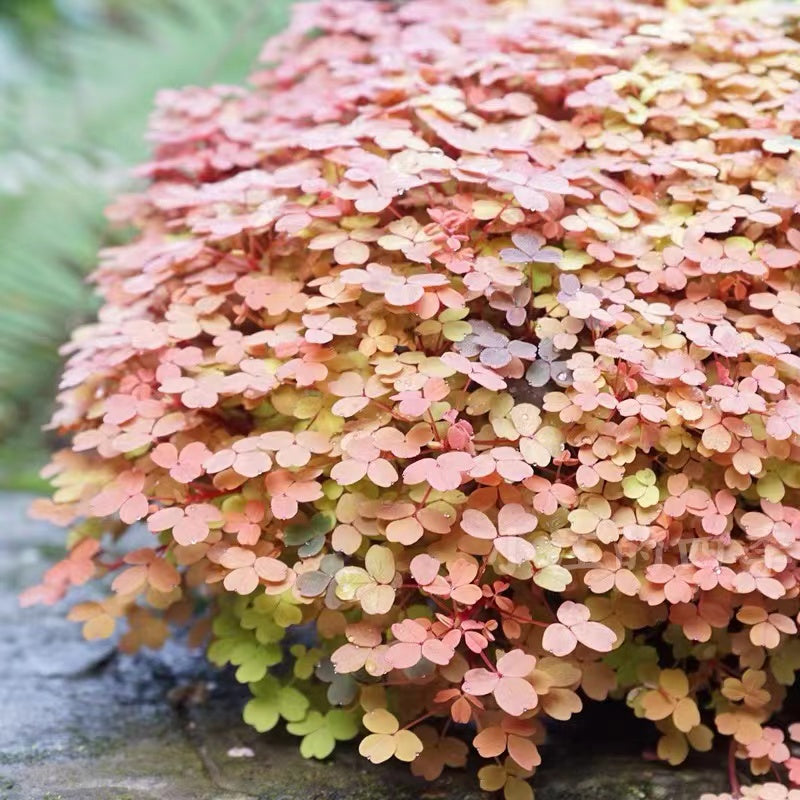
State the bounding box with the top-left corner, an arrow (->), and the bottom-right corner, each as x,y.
0,0 -> 291,490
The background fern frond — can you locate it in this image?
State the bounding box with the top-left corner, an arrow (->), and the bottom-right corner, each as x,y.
0,0 -> 292,488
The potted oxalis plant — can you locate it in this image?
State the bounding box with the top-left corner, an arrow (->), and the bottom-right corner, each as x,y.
24,0 -> 800,797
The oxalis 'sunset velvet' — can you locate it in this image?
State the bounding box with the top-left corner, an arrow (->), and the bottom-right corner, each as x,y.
24,0 -> 800,797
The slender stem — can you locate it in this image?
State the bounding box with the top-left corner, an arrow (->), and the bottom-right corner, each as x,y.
478,649 -> 497,672
501,612 -> 548,628
727,738 -> 741,799
402,710 -> 436,730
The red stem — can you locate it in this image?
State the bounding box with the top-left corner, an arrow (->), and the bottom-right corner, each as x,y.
728,738 -> 741,799
478,649 -> 497,672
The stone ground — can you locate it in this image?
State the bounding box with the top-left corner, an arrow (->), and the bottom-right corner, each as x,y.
0,493 -> 730,800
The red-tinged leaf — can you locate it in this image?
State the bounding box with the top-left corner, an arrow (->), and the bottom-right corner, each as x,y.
387,642 -> 422,669
410,554 -> 441,586
451,583 -> 483,605
148,559 -> 180,593
463,668 -> 499,697
494,676 -> 538,716
494,535 -> 537,565
572,621 -> 616,652
120,493 -> 149,524
497,504 -> 538,536
421,638 -> 456,665
386,517 -> 423,544
542,623 -> 578,657
224,567 -> 259,595
392,618 -> 428,644
497,650 -> 536,678
112,565 -> 148,596
507,736 -> 541,770
473,727 -> 506,758
556,601 -> 591,626
461,509 -> 496,540
148,507 -> 183,532
331,644 -> 369,674
254,557 -> 289,583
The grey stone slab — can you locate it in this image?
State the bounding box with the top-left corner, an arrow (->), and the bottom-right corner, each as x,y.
0,493 -> 728,800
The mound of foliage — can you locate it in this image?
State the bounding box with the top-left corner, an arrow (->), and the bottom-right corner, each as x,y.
25,0 -> 800,796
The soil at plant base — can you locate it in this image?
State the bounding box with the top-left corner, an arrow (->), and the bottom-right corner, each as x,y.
0,493 -> 727,800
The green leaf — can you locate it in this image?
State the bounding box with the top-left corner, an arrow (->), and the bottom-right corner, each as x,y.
334,566 -> 372,601
326,709 -> 359,741
771,639 -> 800,685
442,320 -> 471,342
243,696 -> 280,733
533,564 -> 571,591
365,545 -> 394,583
277,687 -> 310,722
286,710 -> 324,737
240,609 -> 285,643
251,592 -> 303,629
250,675 -> 280,697
291,645 -> 323,680
621,469 -> 659,507
231,641 -> 281,683
559,249 -> 593,271
286,709 -> 360,760
530,263 -> 553,291
605,640 -> 658,686
274,601 -> 303,629
207,633 -> 247,666
242,677 -> 310,731
298,727 -> 336,760
287,512 -> 331,541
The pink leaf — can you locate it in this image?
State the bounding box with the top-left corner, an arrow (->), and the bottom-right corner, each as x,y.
120,494 -> 149,524
387,642 -> 422,669
462,668 -> 499,696
410,554 -> 441,586
494,536 -> 537,565
497,650 -> 536,677
461,509 -> 496,539
494,676 -> 538,716
556,601 -> 591,626
542,623 -> 578,656
497,504 -> 537,535
572,621 -> 616,652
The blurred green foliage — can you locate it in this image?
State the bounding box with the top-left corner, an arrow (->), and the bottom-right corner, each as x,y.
0,0 -> 292,489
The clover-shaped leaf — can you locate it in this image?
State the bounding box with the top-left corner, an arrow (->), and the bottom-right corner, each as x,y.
621,469 -> 660,508
542,601 -> 616,656
287,709 -> 360,759
462,650 -> 538,716
243,676 -> 310,732
358,709 -> 424,764
461,504 -> 538,565
335,545 -> 397,614
639,669 -> 700,734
